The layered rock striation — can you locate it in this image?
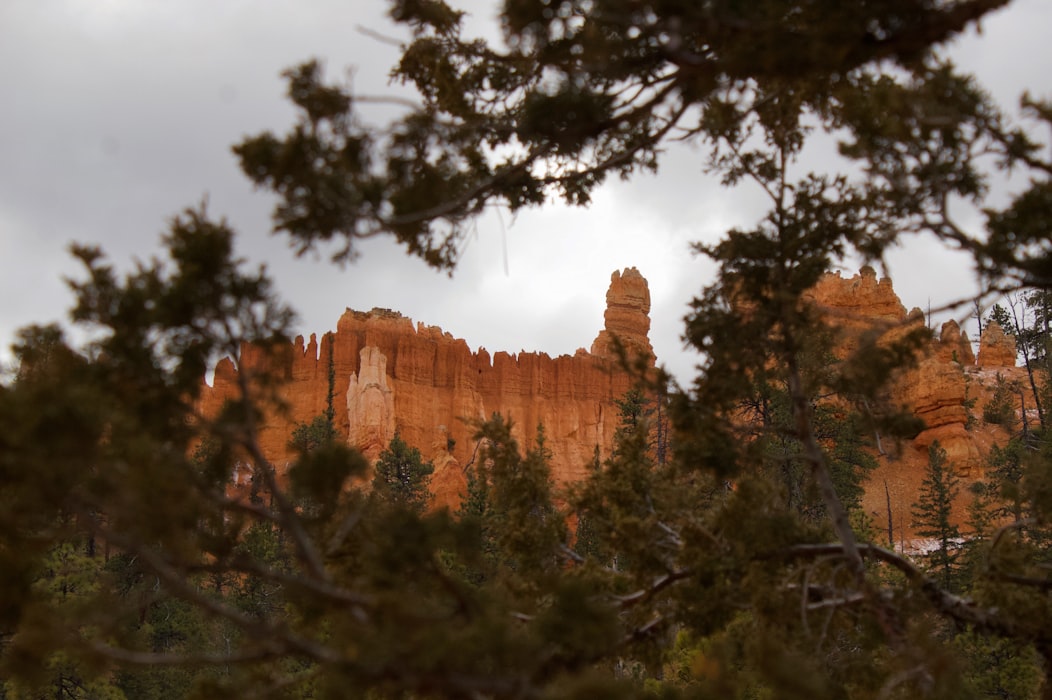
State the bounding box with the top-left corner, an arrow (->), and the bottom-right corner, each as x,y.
977,321 -> 1017,368
199,268 -> 654,507
807,268 -> 1022,543
590,268 -> 654,362
201,265 -> 1022,540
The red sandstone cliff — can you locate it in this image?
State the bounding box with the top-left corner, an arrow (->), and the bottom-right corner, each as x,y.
202,265 -> 1024,542
806,268 -> 1024,545
199,268 -> 653,508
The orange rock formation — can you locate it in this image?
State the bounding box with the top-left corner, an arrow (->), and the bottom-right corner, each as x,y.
202,265 -> 1022,543
591,268 -> 654,362
200,268 -> 653,508
806,268 -> 1021,544
935,319 -> 976,366
977,321 -> 1017,368
806,266 -> 908,331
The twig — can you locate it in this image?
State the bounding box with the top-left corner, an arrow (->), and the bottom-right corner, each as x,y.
614,569 -> 692,608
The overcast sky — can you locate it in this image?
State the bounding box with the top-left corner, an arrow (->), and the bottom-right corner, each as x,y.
2,1 -> 1050,385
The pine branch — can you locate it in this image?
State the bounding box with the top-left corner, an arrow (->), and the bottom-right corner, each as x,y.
231,356 -> 330,583
614,569 -> 692,609
789,542 -> 1052,644
95,524 -> 346,665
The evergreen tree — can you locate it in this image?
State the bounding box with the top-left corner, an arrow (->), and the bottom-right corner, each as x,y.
988,438 -> 1028,522
370,432 -> 434,514
289,414 -> 336,453
572,446 -> 607,563
476,418 -> 565,576
0,539 -> 126,700
614,387 -> 652,442
988,293 -> 1051,431
912,441 -> 963,591
6,1 -> 1052,696
989,303 -> 1014,337
956,630 -> 1042,700
747,381 -> 881,525
984,372 -> 1022,430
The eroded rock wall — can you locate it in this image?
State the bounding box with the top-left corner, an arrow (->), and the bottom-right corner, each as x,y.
199,268 -> 653,508
201,265 -> 1023,541
806,268 -> 1022,544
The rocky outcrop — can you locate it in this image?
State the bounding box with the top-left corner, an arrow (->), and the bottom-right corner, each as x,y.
804,269 -> 1021,538
806,270 -> 977,440
935,320 -> 975,366
199,270 -> 652,508
590,267 -> 654,363
805,266 -> 908,352
201,265 -> 1022,541
807,266 -> 907,321
346,346 -> 396,461
977,321 -> 1017,368
898,356 -> 970,431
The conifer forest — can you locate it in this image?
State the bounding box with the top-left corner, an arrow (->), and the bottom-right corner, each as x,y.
5,1 -> 1052,697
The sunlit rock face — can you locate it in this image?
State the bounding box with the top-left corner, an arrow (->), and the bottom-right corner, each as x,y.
199,269 -> 652,508
977,320 -> 1018,368
590,267 -> 654,364
805,266 -> 908,334
804,268 -> 1027,540
201,265 -> 1024,539
806,270 -> 976,433
935,319 -> 975,366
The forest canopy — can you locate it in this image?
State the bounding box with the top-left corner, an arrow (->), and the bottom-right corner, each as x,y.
4,1 -> 1052,698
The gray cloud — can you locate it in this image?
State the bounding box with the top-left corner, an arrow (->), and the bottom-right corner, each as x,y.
1,1 -> 1049,385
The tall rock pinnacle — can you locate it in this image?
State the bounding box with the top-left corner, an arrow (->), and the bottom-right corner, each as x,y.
590,267 -> 654,363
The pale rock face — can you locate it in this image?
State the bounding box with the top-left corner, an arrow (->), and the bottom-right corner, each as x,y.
346,347 -> 396,461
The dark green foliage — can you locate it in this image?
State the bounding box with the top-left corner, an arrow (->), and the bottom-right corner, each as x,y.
289,414 -> 336,453
614,387 -> 651,443
1021,436 -> 1052,529
572,386 -> 679,580
955,630 -> 1042,700
986,292 -> 1052,430
989,303 -> 1015,337
745,382 -> 879,524
370,432 -> 434,513
232,0 -> 1046,279
985,181 -> 1052,288
469,418 -> 565,577
8,0 -> 1052,697
289,333 -> 338,454
289,441 -> 368,519
912,442 -> 963,591
984,373 -> 1020,428
987,438 -> 1028,522
572,446 -> 606,563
